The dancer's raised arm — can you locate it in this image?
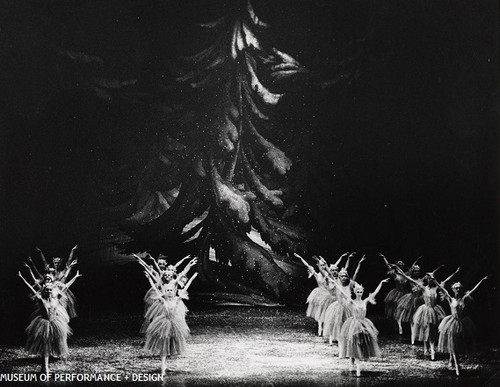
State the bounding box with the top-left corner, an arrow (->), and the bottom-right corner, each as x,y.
435,281 -> 452,303
134,254 -> 157,278
343,252 -> 356,271
35,247 -> 49,271
177,258 -> 198,280
64,245 -> 78,268
409,256 -> 422,270
61,270 -> 82,291
352,255 -> 366,282
27,257 -> 43,279
440,267 -> 460,287
175,256 -> 191,269
23,262 -> 40,284
379,253 -> 392,270
394,265 -> 423,289
465,276 -> 488,298
430,264 -> 445,276
335,252 -> 350,268
17,271 -> 41,298
294,253 -> 318,278
370,278 -> 390,300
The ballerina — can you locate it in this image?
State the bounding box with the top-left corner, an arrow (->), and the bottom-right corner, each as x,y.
296,253 -> 334,336
437,276 -> 488,375
143,269 -> 198,377
323,255 -> 365,345
336,278 -> 389,377
136,255 -> 197,334
394,266 -> 446,358
18,270 -> 81,375
380,254 -> 412,334
393,258 -> 425,336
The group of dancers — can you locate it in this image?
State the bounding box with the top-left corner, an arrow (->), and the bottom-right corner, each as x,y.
18,246 -> 199,377
134,253 -> 198,377
18,246 -> 81,375
18,246 -> 488,378
300,252 -> 488,376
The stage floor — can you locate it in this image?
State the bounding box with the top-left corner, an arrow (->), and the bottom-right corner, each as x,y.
0,306 -> 499,386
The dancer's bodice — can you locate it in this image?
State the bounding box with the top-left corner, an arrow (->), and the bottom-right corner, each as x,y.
394,274 -> 408,292
422,287 -> 438,307
351,300 -> 367,319
162,298 -> 179,318
450,297 -> 466,318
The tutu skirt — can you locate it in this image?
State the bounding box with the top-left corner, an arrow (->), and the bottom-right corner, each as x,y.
60,288 -> 77,319
25,311 -> 72,357
339,317 -> 381,360
438,315 -> 475,354
323,302 -> 352,341
394,292 -> 423,323
384,288 -> 407,319
411,304 -> 446,342
141,298 -> 164,334
318,293 -> 336,323
144,302 -> 190,357
306,287 -> 330,322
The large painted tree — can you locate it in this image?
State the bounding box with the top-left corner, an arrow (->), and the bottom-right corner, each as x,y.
124,1 -> 313,303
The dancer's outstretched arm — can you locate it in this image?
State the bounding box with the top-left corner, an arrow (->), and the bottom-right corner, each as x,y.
335,252 -> 350,268
394,265 -> 423,289
63,245 -> 78,268
465,276 -> 488,298
62,270 -> 82,290
343,252 -> 356,271
409,256 -> 422,269
183,273 -> 198,292
27,257 -> 43,279
379,253 -> 392,270
352,255 -> 366,282
431,264 -> 445,276
175,256 -> 191,269
369,278 -> 390,300
17,272 -> 41,298
23,262 -> 39,284
134,254 -> 157,277
440,267 -> 460,287
294,253 -> 319,279
35,247 -> 49,271
435,281 -> 453,304
177,258 -> 198,280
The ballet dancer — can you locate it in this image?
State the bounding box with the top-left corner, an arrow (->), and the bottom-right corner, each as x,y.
18,270 -> 81,375
323,255 -> 365,345
336,278 -> 389,377
143,267 -> 198,377
437,276 -> 488,375
394,266 -> 447,358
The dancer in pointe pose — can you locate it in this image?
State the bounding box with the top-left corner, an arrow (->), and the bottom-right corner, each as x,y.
323,255 -> 365,345
18,270 -> 81,375
437,276 -> 488,375
296,254 -> 334,336
394,266 -> 447,359
136,255 -> 197,334
380,254 -> 413,334
393,258 -> 425,336
336,279 -> 389,377
142,267 -> 198,377
23,247 -> 80,319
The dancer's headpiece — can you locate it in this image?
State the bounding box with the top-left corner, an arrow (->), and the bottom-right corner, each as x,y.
451,282 -> 463,290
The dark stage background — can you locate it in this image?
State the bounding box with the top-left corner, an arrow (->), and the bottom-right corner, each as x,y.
0,0 -> 498,344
